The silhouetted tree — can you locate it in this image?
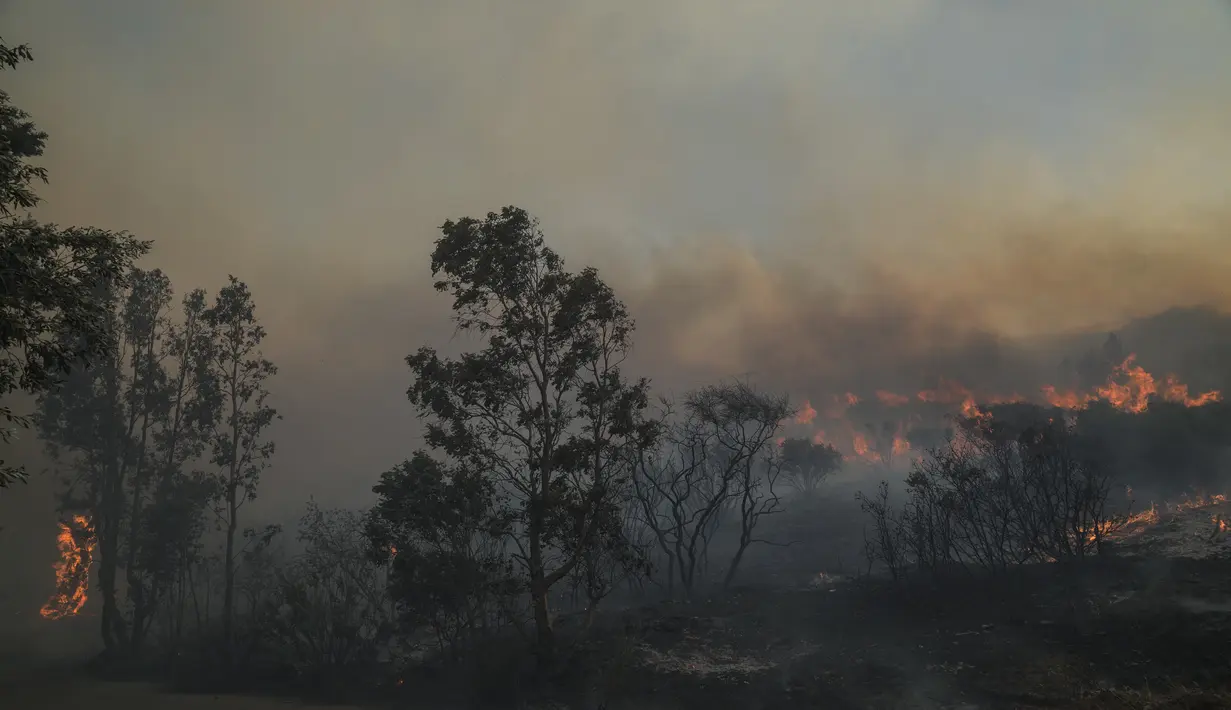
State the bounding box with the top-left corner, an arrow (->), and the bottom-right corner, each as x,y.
203,276 -> 279,655
367,453 -> 517,658
265,501 -> 395,677
403,206 -> 656,668
780,436 -> 843,496
632,382 -> 791,597
1,37 -> 148,490
38,269 -> 179,652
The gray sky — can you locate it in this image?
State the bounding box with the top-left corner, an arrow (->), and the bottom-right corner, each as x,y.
2,0 -> 1231,513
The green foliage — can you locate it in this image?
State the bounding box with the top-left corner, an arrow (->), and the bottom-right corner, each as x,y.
367,452 -> 517,655
0,37 -> 45,216
0,37 -> 150,489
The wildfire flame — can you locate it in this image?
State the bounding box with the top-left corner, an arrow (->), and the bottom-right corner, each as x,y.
40,514 -> 95,620
1082,494 -> 1229,544
791,354 -> 1219,466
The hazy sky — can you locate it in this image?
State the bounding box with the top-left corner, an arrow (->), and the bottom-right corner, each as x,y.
3,0 -> 1231,512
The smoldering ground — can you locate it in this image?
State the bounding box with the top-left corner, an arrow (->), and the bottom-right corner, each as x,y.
2,1 -> 1231,697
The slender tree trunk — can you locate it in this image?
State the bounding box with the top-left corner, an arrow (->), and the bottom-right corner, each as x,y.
222,486 -> 238,655
99,458 -> 130,652
527,504 -> 556,672
125,413 -> 153,654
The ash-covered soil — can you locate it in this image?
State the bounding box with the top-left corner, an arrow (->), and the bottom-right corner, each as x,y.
558,499 -> 1231,710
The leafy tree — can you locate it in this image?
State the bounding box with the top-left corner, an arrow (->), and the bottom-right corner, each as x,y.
125,287 -> 218,650
38,268 -> 177,651
0,38 -> 44,215
367,453 -> 518,658
1,37 -> 148,490
138,469 -> 216,648
780,436 -> 843,496
402,206 -> 656,666
265,501 -> 396,677
563,489 -> 651,627
202,276 -> 278,653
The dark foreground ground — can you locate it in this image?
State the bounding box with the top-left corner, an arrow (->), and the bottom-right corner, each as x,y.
7,555 -> 1231,710
578,555 -> 1231,709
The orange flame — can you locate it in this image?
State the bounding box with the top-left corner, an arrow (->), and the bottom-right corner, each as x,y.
851,433 -> 869,457
876,390 -> 911,407
1046,355 -> 1221,414
788,353 -> 1220,465
1172,492 -> 1228,512
40,515 -> 95,620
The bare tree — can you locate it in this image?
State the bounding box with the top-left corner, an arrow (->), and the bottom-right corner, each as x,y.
633,382 -> 792,597
859,413 -> 1126,582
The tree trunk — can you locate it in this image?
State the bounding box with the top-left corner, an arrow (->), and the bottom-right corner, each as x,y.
125,416 -> 153,655
98,469 -> 128,653
530,581 -> 554,669
722,539 -> 750,589
97,536 -> 119,653
222,488 -> 238,656
527,509 -> 556,672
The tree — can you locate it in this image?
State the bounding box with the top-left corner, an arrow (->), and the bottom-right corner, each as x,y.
366,453 -> 517,659
631,382 -> 791,596
202,276 -> 278,654
780,436 -> 843,496
858,412 -> 1125,582
692,382 -> 791,589
1,37 -> 149,490
0,38 -> 45,215
125,287 -> 217,651
38,268 -> 178,651
265,501 -> 396,678
404,206 -> 655,667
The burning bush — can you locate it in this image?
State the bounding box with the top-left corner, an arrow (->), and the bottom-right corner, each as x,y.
858,413 -> 1124,581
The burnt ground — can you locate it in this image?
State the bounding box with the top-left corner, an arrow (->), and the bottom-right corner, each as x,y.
531,555 -> 1231,710
515,499 -> 1231,710
12,499 -> 1231,710
7,556 -> 1231,710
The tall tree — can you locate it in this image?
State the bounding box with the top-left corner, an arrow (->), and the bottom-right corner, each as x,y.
203,276 -> 278,653
125,287 -> 217,651
38,268 -> 175,651
1,37 -> 148,490
404,206 -> 655,666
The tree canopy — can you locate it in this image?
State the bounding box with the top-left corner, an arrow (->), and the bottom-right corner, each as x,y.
0,36 -> 149,489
